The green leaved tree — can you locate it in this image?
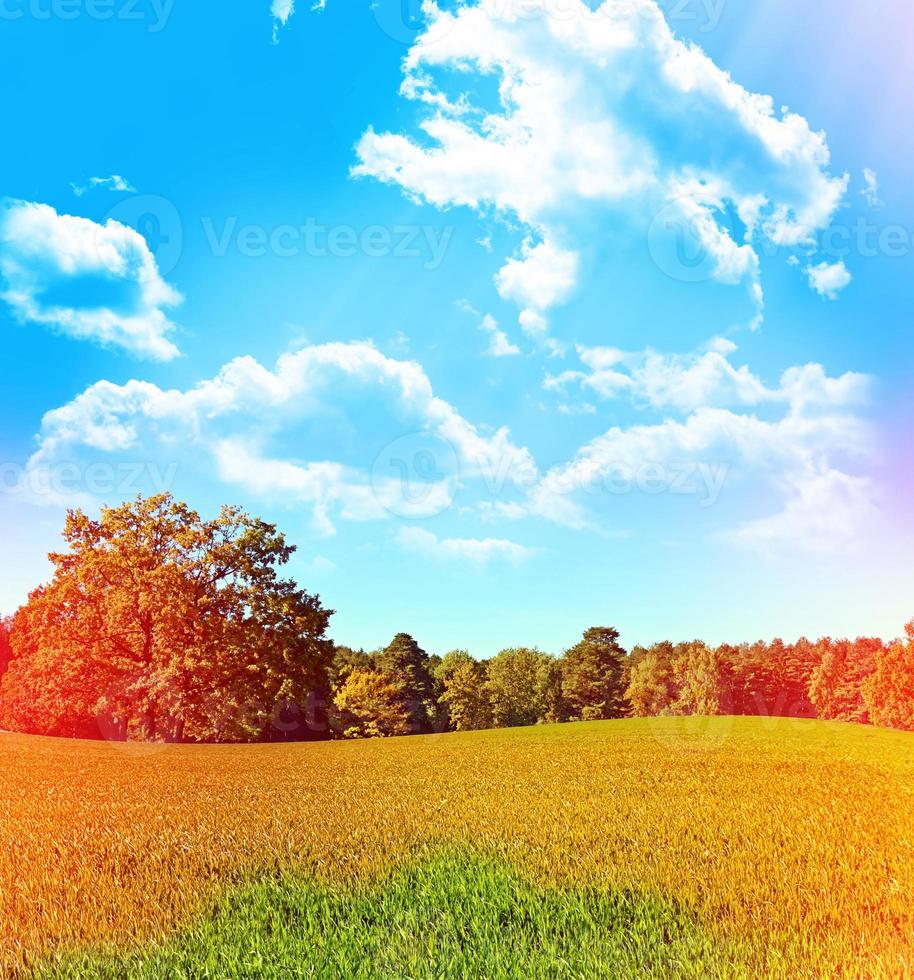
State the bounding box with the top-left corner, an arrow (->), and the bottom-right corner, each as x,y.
333,669 -> 413,738
562,627 -> 628,721
625,643 -> 676,717
438,653 -> 492,732
669,642 -> 726,717
486,647 -> 549,728
374,633 -> 436,734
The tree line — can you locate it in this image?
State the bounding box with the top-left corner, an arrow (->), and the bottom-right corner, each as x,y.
0,495 -> 911,742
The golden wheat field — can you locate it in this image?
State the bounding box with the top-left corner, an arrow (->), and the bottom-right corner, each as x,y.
2,717 -> 913,977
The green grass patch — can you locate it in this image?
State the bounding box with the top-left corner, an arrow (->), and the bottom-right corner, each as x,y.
35,851 -> 744,979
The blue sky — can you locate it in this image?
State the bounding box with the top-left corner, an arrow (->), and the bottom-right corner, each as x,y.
1,0 -> 912,657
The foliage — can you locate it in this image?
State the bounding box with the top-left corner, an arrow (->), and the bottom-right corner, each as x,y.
863,623 -> 914,731
0,616 -> 11,683
485,648 -> 548,728
625,644 -> 676,717
538,655 -> 567,725
328,646 -> 373,691
333,670 -> 412,739
562,627 -> 627,721
0,495 -> 911,745
724,638 -> 820,718
669,643 -> 727,717
808,637 -> 882,724
0,495 -> 334,743
2,719 -> 913,978
374,633 -> 436,734
439,658 -> 492,732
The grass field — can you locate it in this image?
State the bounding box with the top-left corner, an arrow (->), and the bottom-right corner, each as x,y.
2,718 -> 913,978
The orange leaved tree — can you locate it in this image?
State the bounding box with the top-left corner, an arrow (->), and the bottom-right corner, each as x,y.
0,494 -> 333,743
863,623 -> 914,731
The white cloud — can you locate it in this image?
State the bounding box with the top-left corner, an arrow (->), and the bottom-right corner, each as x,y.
71,175 -> 136,197
723,467 -> 877,556
861,168 -> 882,208
397,525 -> 535,564
546,342 -> 869,414
494,237 -> 579,337
271,0 -> 295,41
24,340 -> 538,535
479,313 -> 520,357
354,0 -> 849,338
0,199 -> 181,360
505,399 -> 875,552
20,334 -> 875,555
806,260 -> 852,300
519,341 -> 875,552
459,300 -> 521,357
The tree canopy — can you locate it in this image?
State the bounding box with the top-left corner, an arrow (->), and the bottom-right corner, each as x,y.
562,627 -> 627,721
863,623 -> 914,731
0,495 -> 333,743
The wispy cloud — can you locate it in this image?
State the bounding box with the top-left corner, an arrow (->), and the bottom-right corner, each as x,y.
397,526 -> 536,565
71,175 -> 136,197
861,168 -> 882,208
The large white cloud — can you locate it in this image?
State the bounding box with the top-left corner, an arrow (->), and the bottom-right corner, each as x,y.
354,0 -> 849,339
23,340 -> 538,535
509,342 -> 876,552
0,199 -> 182,360
20,335 -> 876,554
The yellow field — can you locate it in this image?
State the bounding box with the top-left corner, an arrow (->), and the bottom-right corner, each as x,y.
1,717 -> 913,977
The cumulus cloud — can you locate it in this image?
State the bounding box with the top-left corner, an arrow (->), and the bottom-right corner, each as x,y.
24,340 -> 537,535
502,402 -> 875,553
516,341 -> 875,552
494,238 -> 579,334
397,526 -> 535,564
354,0 -> 849,339
546,342 -> 869,414
71,175 -> 136,197
806,260 -> 852,300
0,199 -> 181,360
19,332 -> 875,554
